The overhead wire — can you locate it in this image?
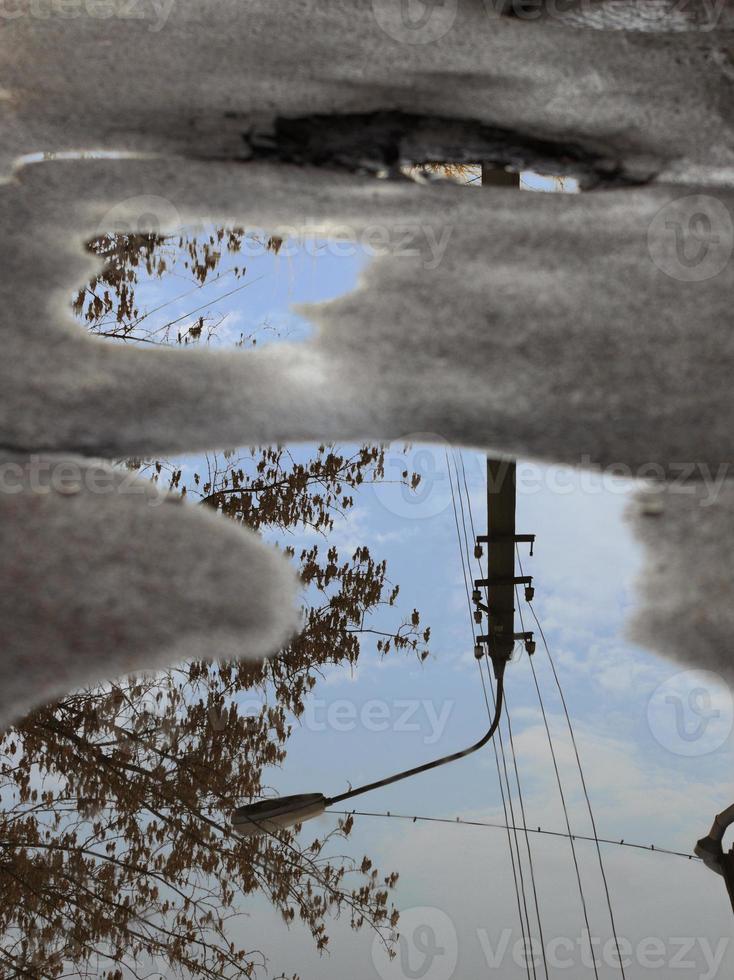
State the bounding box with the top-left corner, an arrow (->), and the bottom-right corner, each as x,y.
147,273 -> 269,337
456,451 -> 548,980
445,450 -> 533,980
332,810 -> 699,861
503,696 -> 550,980
90,266 -> 238,333
516,548 -> 627,979
487,672 -> 539,980
449,448 -> 631,980
476,652 -> 536,980
515,586 -> 600,980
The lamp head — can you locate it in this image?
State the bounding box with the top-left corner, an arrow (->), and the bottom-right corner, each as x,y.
232,793 -> 327,837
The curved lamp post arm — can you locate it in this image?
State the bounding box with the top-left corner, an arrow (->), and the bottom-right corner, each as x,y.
233,662 -> 506,837
327,661 -> 506,807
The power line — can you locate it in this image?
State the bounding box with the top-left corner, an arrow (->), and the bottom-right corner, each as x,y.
511,540 -> 603,979
523,612 -> 600,980
91,271 -> 269,350
504,692 -> 550,980
445,450 -> 533,980
517,550 -> 627,979
456,451 -> 547,980
148,273 -> 269,336
332,810 -> 699,862
445,449 -> 477,630
91,266 -> 238,334
479,660 -> 535,980
482,655 -> 538,980
450,451 -> 537,980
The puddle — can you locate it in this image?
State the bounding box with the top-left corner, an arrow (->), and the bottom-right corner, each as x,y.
75,224 -> 368,350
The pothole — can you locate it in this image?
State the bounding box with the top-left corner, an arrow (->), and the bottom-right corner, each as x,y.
245,110 -> 655,188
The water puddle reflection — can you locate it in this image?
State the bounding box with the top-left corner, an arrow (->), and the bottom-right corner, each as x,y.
76,225 -> 368,351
